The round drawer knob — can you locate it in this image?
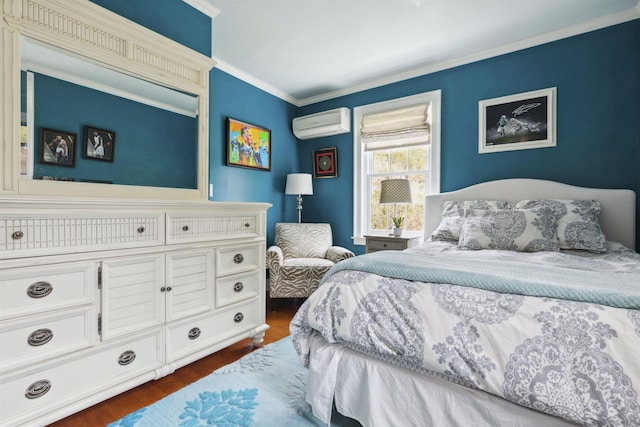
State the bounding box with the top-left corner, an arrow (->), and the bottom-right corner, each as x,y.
233,312 -> 244,323
233,254 -> 244,264
12,230 -> 24,240
118,350 -> 136,366
27,282 -> 53,299
188,327 -> 201,340
28,328 -> 54,346
25,380 -> 51,399
166,286 -> 172,292
244,223 -> 250,228
137,226 -> 145,233
160,286 -> 166,292
383,244 -> 388,247
233,282 -> 244,293
182,225 -> 189,231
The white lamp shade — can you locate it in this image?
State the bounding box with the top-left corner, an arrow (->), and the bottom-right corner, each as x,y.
285,173 -> 313,195
379,179 -> 412,204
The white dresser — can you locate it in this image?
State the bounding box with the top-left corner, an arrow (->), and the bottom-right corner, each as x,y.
0,197 -> 271,426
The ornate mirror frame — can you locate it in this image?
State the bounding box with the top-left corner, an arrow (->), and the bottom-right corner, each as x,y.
1,0 -> 216,200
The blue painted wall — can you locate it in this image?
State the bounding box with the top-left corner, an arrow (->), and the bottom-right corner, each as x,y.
299,20 -> 640,251
209,68 -> 300,237
81,2 -> 640,249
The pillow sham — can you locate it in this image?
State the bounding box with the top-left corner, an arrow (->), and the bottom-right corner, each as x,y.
514,199 -> 606,252
458,208 -> 560,252
430,200 -> 513,241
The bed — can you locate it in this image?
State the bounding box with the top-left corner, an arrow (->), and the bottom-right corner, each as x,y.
290,179 -> 640,427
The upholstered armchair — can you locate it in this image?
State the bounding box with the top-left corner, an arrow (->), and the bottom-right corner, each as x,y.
267,223 -> 355,298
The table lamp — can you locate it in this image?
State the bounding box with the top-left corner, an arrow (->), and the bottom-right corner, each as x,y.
285,173 -> 313,223
379,178 -> 412,235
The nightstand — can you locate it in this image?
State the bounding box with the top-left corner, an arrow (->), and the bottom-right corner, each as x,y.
364,234 -> 421,253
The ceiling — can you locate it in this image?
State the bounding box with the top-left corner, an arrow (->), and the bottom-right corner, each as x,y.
200,0 -> 639,106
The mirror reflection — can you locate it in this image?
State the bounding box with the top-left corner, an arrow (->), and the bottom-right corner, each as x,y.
20,37 -> 199,189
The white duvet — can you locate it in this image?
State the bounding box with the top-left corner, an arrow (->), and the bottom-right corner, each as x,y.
290,241 -> 640,426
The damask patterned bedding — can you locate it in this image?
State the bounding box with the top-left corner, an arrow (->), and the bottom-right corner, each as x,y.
290,241 -> 640,426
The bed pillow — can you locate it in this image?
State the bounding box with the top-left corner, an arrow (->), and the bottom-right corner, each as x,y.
514,199 -> 607,252
458,208 -> 560,252
430,200 -> 513,241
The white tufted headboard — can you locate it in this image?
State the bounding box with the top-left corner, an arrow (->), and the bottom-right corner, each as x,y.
424,179 -> 636,250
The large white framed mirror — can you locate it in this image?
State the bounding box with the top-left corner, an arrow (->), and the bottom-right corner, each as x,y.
1,0 -> 216,200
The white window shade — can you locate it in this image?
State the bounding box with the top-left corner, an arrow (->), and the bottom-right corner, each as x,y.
361,104 -> 430,151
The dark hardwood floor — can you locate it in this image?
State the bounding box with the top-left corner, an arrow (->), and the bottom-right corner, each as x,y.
48,299 -> 302,427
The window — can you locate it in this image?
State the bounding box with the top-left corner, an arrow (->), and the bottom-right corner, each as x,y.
353,90 -> 441,245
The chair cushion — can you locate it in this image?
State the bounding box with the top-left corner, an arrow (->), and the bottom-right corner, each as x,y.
282,258 -> 335,267
275,223 -> 333,259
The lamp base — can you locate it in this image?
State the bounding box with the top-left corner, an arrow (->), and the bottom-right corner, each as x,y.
296,194 -> 303,223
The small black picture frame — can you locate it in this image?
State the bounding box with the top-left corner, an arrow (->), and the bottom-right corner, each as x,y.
83,126 -> 115,162
39,127 -> 76,167
313,147 -> 337,178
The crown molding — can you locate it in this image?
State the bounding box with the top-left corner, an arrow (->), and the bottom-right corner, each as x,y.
213,58 -> 300,106
182,0 -> 298,104
203,4 -> 639,107
182,0 -> 220,18
297,8 -> 640,106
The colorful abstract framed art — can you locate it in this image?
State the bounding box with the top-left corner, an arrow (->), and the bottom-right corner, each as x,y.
226,118 -> 271,171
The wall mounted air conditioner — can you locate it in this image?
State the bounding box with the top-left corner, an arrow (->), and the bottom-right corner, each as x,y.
292,107 -> 351,140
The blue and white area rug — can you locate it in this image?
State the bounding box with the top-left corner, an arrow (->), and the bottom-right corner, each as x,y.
108,337 -> 360,426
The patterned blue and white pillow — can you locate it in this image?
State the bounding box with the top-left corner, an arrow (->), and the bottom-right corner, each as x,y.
458,208 -> 560,252
430,200 -> 513,241
515,199 -> 607,252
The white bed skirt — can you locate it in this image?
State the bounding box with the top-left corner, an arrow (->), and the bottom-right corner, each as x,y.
306,333 -> 578,427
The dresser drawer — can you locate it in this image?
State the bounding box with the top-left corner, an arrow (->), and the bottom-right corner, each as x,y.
216,244 -> 261,277
0,307 -> 95,374
367,238 -> 406,251
0,329 -> 163,426
167,213 -> 260,244
216,270 -> 260,308
0,263 -> 95,321
166,299 -> 260,362
0,213 -> 164,258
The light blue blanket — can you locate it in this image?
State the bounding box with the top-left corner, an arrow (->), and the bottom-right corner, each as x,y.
321,251 -> 640,309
